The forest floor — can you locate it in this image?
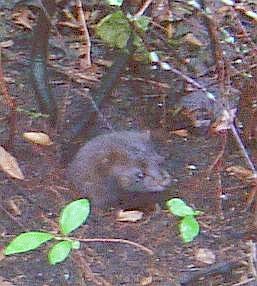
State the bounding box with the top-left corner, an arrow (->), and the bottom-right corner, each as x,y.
0,1 -> 256,285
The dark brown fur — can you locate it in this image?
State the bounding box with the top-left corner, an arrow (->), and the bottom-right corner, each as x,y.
66,131 -> 171,209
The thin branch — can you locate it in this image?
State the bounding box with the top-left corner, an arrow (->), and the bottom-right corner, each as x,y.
58,236 -> 154,255
76,0 -> 91,68
134,0 -> 153,17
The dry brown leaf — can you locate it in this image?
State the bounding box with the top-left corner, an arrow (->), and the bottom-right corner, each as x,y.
226,165 -> 256,182
7,196 -> 24,216
116,210 -> 143,222
58,21 -> 80,29
0,40 -> 14,48
140,276 -> 153,286
0,275 -> 16,286
0,146 -> 24,180
12,9 -> 33,30
170,129 -> 189,137
0,248 -> 5,262
184,33 -> 203,47
195,248 -> 216,264
23,132 -> 53,146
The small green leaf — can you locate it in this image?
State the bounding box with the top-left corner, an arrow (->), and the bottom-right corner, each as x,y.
59,199 -> 90,235
5,232 -> 53,255
96,11 -> 131,49
71,240 -> 80,250
179,216 -> 200,243
166,198 -> 195,217
106,0 -> 123,6
48,241 -> 73,265
134,16 -> 150,32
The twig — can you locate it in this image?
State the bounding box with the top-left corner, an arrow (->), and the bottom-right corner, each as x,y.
207,132 -> 227,174
230,124 -> 256,174
59,236 -> 154,255
158,61 -> 212,95
230,123 -> 257,207
179,261 -> 240,285
230,7 -> 257,56
76,0 -> 91,68
134,0 -> 153,17
248,240 -> 257,279
72,252 -> 112,286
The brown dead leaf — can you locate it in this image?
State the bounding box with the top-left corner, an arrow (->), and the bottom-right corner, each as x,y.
184,33 -> 203,48
116,210 -> 143,222
0,248 -> 5,262
23,132 -> 53,146
170,129 -> 189,137
0,146 -> 24,180
226,165 -> 256,183
7,196 -> 24,216
0,40 -> 14,48
12,9 -> 33,30
195,248 -> 216,264
140,276 -> 153,285
0,275 -> 16,286
58,21 -> 80,30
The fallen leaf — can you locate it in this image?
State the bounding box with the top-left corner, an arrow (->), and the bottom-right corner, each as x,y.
0,276 -> 15,286
226,165 -> 256,183
140,276 -> 153,285
12,9 -> 33,30
195,248 -> 216,264
171,129 -> 189,137
23,132 -> 53,146
184,33 -> 203,47
7,196 -> 24,216
116,210 -> 143,222
0,40 -> 14,48
0,146 -> 24,180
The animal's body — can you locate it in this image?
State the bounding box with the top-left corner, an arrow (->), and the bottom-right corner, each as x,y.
66,131 -> 171,209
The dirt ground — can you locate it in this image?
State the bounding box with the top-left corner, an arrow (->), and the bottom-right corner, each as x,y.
0,1 -> 257,286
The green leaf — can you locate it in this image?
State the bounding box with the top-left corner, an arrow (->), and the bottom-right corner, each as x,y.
71,240 -> 80,250
166,198 -> 195,217
59,199 -> 90,235
134,16 -> 150,32
96,11 -> 131,49
48,240 -> 73,265
5,232 -> 53,255
106,0 -> 123,6
179,216 -> 200,243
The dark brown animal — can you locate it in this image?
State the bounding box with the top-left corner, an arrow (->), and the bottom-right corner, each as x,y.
66,131 -> 171,209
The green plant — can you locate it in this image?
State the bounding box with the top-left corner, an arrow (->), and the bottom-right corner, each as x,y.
95,7 -> 150,62
4,199 -> 154,265
166,198 -> 202,243
4,199 -> 90,265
